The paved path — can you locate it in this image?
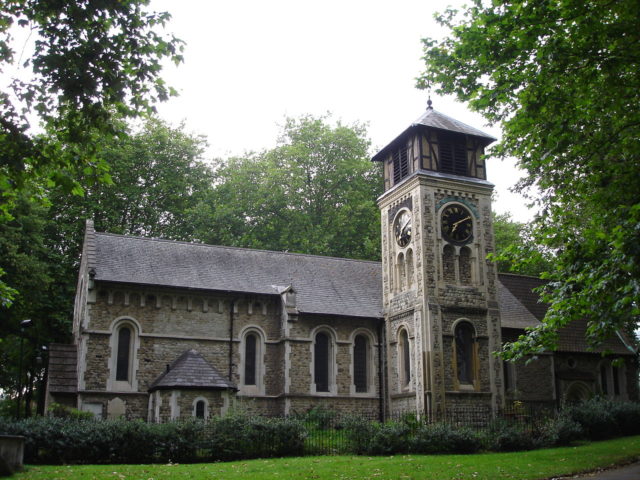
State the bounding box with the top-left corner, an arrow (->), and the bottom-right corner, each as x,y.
556,462 -> 640,480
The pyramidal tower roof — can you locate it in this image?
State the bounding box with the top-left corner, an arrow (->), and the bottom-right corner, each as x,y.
372,101 -> 496,162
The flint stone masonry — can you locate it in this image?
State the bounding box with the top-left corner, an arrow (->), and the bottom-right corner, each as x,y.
49,107 -> 638,423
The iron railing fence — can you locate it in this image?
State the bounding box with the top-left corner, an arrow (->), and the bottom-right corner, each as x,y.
154,402 -> 559,456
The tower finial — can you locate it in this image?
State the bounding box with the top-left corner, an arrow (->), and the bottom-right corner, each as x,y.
427,96 -> 433,110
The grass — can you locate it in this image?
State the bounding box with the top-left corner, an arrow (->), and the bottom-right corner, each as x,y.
14,435 -> 640,480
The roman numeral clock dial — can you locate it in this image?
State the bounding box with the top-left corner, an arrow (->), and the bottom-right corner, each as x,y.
441,204 -> 473,244
394,210 -> 412,247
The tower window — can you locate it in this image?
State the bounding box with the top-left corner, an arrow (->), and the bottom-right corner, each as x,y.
400,329 -> 411,388
392,147 -> 409,184
439,133 -> 468,176
455,322 -> 476,385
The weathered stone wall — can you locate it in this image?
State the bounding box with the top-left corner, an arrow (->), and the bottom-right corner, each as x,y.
79,283 -> 382,419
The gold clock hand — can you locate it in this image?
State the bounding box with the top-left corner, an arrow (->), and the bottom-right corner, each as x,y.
452,215 -> 471,227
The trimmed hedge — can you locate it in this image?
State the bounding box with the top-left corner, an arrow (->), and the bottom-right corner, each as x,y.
0,415 -> 305,464
1,399 -> 638,464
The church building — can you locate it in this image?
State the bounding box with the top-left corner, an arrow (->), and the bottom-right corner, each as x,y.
45,105 -> 638,421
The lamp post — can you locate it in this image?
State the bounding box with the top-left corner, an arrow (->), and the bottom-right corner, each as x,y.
16,319 -> 33,419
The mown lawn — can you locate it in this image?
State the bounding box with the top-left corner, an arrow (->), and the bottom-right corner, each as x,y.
15,435 -> 640,480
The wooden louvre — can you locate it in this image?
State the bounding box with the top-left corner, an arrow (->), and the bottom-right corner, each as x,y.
438,133 -> 468,176
392,147 -> 409,184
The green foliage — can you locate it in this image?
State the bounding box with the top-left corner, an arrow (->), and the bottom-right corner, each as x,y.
483,418 -> 538,452
492,212 -> 552,276
561,397 -> 640,441
208,414 -> 306,461
537,415 -> 584,447
46,403 -> 93,420
302,405 -> 339,430
0,1 -> 183,218
0,118 -> 212,411
419,0 -> 640,357
410,422 -> 481,454
194,114 -> 382,261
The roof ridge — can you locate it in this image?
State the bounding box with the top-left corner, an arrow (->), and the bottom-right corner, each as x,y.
413,108 -> 496,140
497,272 -> 545,280
94,231 -> 382,265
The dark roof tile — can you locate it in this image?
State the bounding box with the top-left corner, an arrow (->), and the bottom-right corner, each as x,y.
94,232 -> 382,319
149,349 -> 236,391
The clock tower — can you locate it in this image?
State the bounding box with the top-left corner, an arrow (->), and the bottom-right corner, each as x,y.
373,101 -> 503,417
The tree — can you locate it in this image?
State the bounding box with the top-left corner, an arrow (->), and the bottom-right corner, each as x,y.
0,0 -> 182,306
0,118 -> 212,417
492,212 -> 551,277
47,118 -> 213,261
418,0 -> 640,358
193,115 -> 382,260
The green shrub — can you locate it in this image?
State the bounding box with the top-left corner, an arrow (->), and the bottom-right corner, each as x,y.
303,406 -> 338,430
537,415 -> 584,446
410,423 -> 481,454
365,421 -> 411,455
609,401 -> 640,436
47,403 -> 94,420
562,398 -> 619,440
341,415 -> 377,455
484,419 -> 538,452
209,414 -> 305,461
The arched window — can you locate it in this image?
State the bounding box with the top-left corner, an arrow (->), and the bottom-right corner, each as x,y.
399,329 -> 411,388
459,246 -> 472,285
193,397 -> 209,420
109,319 -> 139,392
406,249 -> 414,288
244,332 -> 257,386
612,365 -> 621,396
240,329 -> 265,394
600,363 -> 609,395
314,332 -> 332,393
115,326 -> 132,381
353,334 -> 368,393
396,253 -> 405,291
443,245 -> 455,283
455,322 -> 476,385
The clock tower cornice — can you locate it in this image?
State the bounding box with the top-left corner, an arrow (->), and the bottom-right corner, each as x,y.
377,170 -> 494,210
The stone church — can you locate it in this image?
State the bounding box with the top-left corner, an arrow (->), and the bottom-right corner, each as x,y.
45,105 -> 638,421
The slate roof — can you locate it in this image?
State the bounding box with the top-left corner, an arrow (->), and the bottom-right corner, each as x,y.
372,107 -> 496,162
93,231 -> 382,319
412,108 -> 497,141
149,349 -> 237,391
46,343 -> 77,393
498,273 -> 634,356
498,273 -> 548,321
496,279 -> 540,329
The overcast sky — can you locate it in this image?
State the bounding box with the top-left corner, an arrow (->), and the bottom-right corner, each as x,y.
4,0 -> 533,222
150,0 -> 535,222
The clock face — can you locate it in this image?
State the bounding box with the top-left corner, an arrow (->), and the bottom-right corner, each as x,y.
441,204 -> 473,244
394,210 -> 412,247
